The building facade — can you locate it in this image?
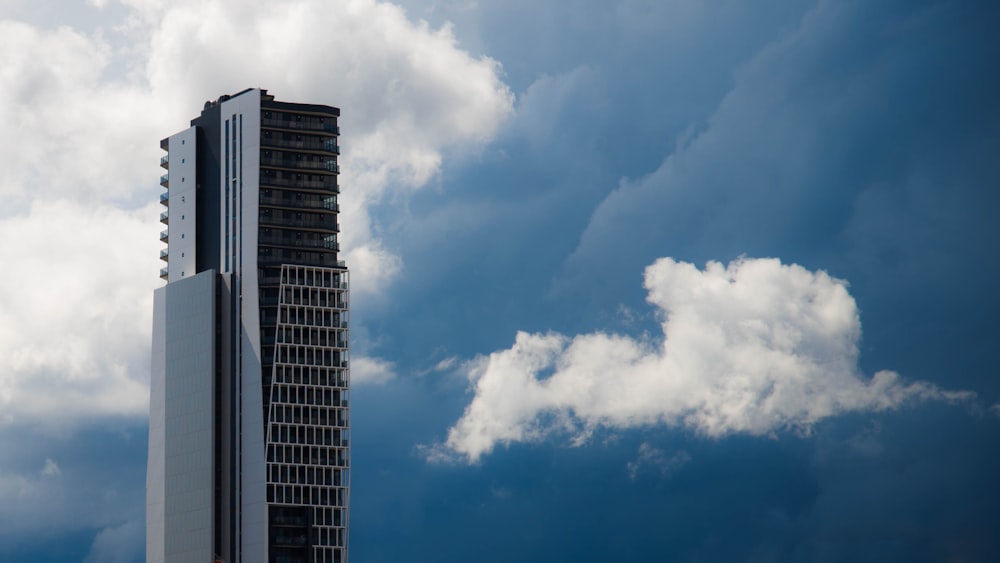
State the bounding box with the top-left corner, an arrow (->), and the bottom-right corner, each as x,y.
147,88 -> 349,563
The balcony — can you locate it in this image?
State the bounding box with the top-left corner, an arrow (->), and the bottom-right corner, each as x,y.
258,232 -> 336,251
260,174 -> 337,191
160,229 -> 168,242
271,534 -> 308,547
159,174 -> 168,187
259,191 -> 338,212
259,213 -> 339,232
160,155 -> 169,169
261,135 -> 339,154
159,267 -> 168,280
260,154 -> 339,173
260,175 -> 340,192
159,248 -> 168,262
159,192 -> 169,206
261,115 -> 339,135
257,250 -> 343,269
159,211 -> 168,225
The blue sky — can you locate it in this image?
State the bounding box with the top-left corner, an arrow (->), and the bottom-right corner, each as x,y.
1,0 -> 998,561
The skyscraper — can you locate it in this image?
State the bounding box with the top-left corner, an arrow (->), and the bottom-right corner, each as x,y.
147,88 -> 349,563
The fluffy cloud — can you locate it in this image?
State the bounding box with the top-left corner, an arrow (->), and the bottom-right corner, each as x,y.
0,20 -> 163,211
0,200 -> 160,425
141,0 -> 514,298
2,0 -> 513,295
439,257 -> 973,462
350,355 -> 398,386
0,0 -> 513,426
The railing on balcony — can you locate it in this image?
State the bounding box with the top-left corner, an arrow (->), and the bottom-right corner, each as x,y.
259,214 -> 339,231
260,174 -> 338,191
159,248 -> 168,261
160,211 -> 168,224
159,192 -> 169,205
258,250 -> 343,269
258,233 -> 337,251
160,229 -> 168,242
259,192 -> 338,213
159,174 -> 168,186
261,136 -> 339,154
261,115 -> 339,135
257,274 -> 347,289
159,267 -> 168,279
260,154 -> 339,173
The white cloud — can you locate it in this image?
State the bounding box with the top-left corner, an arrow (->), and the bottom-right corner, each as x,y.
433,356 -> 459,372
140,0 -> 514,299
626,443 -> 690,480
84,519 -> 144,563
0,200 -> 160,425
41,458 -> 61,477
438,257 -> 974,463
351,355 -> 398,386
343,240 -> 404,302
0,0 -> 513,426
2,0 -> 513,292
0,20 -> 164,211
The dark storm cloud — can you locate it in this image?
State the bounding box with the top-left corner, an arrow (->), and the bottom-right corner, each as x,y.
352,1 -> 1000,562
562,0 -> 1000,338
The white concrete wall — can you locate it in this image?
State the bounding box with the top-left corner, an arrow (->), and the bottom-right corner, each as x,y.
163,270 -> 217,563
166,127 -> 197,280
146,288 -> 166,563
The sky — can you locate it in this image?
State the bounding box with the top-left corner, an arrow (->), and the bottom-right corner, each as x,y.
0,0 -> 998,561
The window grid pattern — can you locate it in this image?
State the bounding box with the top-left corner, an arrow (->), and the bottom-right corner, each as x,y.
266,265 -> 349,563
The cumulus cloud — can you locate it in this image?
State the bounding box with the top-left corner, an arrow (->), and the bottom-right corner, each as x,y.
438,257 -> 974,463
351,355 -> 398,386
2,0 -> 513,293
140,0 -> 514,299
0,201 -> 160,425
0,0 -> 513,426
0,20 -> 163,210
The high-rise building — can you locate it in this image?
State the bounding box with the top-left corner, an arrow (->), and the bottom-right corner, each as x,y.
147,88 -> 350,563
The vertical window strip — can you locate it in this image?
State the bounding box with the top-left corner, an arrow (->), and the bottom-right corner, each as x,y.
224,119 -> 230,271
